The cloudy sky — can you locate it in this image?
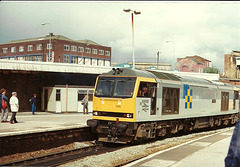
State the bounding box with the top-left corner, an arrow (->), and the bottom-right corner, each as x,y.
1,1 -> 240,71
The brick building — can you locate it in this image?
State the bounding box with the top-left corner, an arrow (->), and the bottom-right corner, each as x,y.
0,33 -> 111,66
175,55 -> 211,73
224,51 -> 240,79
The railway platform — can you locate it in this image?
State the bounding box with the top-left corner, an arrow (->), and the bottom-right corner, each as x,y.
126,128 -> 234,167
0,112 -> 92,137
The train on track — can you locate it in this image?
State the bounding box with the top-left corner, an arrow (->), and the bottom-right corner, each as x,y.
87,68 -> 240,143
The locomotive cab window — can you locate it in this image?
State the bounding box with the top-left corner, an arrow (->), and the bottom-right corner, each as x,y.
94,77 -> 136,98
162,87 -> 180,115
221,92 -> 229,111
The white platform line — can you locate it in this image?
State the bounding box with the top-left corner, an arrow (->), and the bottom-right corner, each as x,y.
124,127 -> 234,167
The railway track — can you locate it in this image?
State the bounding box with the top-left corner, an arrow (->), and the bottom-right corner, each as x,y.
1,143 -> 125,166
1,125 -> 234,166
0,126 -> 96,157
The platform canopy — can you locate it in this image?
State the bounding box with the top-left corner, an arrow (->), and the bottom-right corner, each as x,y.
0,60 -> 111,74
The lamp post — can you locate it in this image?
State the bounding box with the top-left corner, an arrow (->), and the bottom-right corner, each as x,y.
157,51 -> 161,69
42,23 -> 52,62
123,8 -> 141,69
166,40 -> 175,69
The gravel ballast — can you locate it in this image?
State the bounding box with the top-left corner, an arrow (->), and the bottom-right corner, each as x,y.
60,127 -> 233,167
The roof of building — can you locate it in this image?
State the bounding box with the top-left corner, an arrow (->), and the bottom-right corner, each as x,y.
127,61 -> 171,66
178,55 -> 211,65
76,40 -> 101,46
186,56 -> 205,65
2,34 -> 102,46
113,63 -> 132,68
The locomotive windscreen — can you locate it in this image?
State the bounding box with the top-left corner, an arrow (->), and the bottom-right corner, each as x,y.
94,77 -> 136,98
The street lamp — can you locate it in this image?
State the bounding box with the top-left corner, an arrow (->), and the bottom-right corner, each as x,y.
166,40 -> 175,69
42,23 -> 52,62
123,8 -> 141,69
157,51 -> 161,69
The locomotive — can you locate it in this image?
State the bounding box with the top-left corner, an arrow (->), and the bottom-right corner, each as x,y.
87,68 -> 240,143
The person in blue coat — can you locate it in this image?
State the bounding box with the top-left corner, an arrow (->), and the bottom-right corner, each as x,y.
30,94 -> 37,115
225,117 -> 240,167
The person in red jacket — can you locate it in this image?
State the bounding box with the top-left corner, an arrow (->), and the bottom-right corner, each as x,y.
0,88 -> 9,123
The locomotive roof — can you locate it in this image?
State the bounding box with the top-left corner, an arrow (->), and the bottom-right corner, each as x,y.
101,68 -> 227,86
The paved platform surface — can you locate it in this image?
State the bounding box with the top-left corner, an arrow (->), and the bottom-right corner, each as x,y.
126,128 -> 234,167
0,112 -> 92,137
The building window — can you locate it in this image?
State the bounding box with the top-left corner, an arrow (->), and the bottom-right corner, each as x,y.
56,89 -> 61,101
3,48 -> 8,53
78,90 -> 87,101
19,46 -> 24,52
92,59 -> 97,66
78,57 -> 84,64
34,55 -> 42,61
71,46 -> 77,52
28,45 -> 33,51
78,47 -> 84,53
36,44 -> 42,51
11,47 -> 16,53
47,54 -> 52,62
92,49 -> 97,55
64,45 -> 70,51
99,50 -> 104,55
64,55 -> 70,63
70,56 -> 77,64
47,43 -> 52,50
105,51 -> 110,56
26,56 -> 34,61
85,48 -> 91,54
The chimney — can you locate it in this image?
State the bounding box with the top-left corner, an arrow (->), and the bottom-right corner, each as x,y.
46,33 -> 54,37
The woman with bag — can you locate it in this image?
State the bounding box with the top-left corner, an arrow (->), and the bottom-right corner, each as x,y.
0,88 -> 9,123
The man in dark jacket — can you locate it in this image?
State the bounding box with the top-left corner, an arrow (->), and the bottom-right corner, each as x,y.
30,94 -> 37,115
225,118 -> 240,167
0,88 -> 9,123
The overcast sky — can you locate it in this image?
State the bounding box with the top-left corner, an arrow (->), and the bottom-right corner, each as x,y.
1,1 -> 240,71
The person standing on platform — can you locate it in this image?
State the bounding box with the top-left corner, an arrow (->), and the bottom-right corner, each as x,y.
9,92 -> 19,124
30,94 -> 37,115
0,88 -> 9,123
225,117 -> 240,167
81,94 -> 88,114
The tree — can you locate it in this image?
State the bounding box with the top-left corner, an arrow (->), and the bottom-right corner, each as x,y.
203,66 -> 220,74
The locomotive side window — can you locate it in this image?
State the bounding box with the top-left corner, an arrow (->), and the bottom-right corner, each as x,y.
162,87 -> 180,115
221,92 -> 229,111
137,82 -> 157,115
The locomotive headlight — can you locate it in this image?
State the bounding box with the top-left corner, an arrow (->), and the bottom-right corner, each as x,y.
93,111 -> 98,116
126,114 -> 133,118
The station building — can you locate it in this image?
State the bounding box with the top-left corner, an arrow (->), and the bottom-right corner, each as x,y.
0,33 -> 111,66
0,34 -> 112,113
